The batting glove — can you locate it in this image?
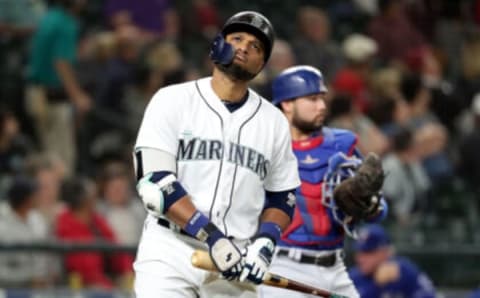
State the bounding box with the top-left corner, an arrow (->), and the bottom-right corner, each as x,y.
183,211 -> 243,280
239,237 -> 275,284
206,227 -> 243,280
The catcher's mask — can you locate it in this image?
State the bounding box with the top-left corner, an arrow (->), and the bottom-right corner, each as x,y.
209,11 -> 275,65
322,152 -> 362,238
272,65 -> 328,106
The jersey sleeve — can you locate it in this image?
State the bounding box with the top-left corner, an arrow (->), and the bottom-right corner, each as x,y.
398,258 -> 436,298
264,113 -> 301,191
135,87 -> 182,156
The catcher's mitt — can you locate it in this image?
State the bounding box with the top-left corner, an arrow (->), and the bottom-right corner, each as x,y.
333,152 -> 385,220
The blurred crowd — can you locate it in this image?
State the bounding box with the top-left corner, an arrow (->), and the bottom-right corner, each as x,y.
1,0 -> 480,291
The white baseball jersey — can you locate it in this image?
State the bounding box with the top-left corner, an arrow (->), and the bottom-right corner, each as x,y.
135,77 -> 300,240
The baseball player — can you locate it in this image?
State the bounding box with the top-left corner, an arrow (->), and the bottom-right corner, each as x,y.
259,66 -> 388,298
133,11 -> 300,298
349,224 -> 436,298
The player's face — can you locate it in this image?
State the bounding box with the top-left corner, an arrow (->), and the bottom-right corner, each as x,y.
218,32 -> 265,81
226,32 -> 265,70
354,249 -> 388,275
291,93 -> 327,134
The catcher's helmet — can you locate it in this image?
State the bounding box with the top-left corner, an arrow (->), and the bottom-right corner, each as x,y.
210,11 -> 275,65
272,66 -> 328,105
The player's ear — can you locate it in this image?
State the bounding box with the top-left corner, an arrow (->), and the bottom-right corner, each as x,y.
280,100 -> 294,113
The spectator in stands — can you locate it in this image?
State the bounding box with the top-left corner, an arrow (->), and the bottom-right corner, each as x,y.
382,127 -> 431,226
26,0 -> 92,176
459,94 -> 480,196
333,33 -> 378,113
328,94 -> 390,157
368,0 -> 427,62
122,63 -> 162,142
0,1 -> 44,49
349,224 -> 436,298
367,95 -> 410,140
190,0 -> 220,39
0,175 -> 51,287
457,31 -> 480,116
0,108 -> 35,198
55,177 -> 133,289
0,0 -> 44,38
0,0 -> 46,108
370,67 -> 404,102
430,0 -> 465,79
105,0 -> 178,40
25,153 -> 65,233
368,67 -> 411,137
292,6 -> 343,80
253,39 -> 296,99
97,161 -> 145,246
403,46 -> 461,132
330,34 -> 392,156
400,73 -> 453,183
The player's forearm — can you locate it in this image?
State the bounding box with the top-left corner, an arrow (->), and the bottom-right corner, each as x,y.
260,189 -> 296,237
261,208 -> 291,231
54,60 -> 84,98
165,195 -> 199,228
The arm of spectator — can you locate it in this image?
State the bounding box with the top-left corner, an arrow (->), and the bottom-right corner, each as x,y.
55,60 -> 92,114
356,116 -> 390,156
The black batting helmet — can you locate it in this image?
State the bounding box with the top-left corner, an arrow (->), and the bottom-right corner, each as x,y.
221,11 -> 275,62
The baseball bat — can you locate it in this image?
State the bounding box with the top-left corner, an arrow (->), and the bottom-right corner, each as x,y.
191,250 -> 349,298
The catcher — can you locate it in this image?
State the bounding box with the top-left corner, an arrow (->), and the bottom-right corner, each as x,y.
259,65 -> 388,298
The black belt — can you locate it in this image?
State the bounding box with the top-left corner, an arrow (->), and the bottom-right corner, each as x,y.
277,249 -> 337,267
157,217 -> 191,237
45,87 -> 68,103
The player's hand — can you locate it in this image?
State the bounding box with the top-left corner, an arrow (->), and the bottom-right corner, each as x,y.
72,91 -> 92,115
374,261 -> 400,285
239,237 -> 275,284
206,231 -> 243,280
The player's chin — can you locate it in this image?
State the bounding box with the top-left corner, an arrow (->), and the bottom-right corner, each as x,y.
313,116 -> 325,126
220,62 -> 257,81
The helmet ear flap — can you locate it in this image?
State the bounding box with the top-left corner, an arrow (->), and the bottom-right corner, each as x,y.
209,34 -> 235,66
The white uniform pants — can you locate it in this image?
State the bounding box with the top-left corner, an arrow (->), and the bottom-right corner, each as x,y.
134,215 -> 256,298
258,248 -> 359,298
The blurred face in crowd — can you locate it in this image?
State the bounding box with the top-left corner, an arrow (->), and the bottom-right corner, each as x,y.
217,32 -> 265,81
268,40 -> 295,75
103,176 -> 131,206
355,246 -> 392,275
282,93 -> 328,135
298,8 -> 330,43
35,168 -> 61,208
0,113 -> 19,143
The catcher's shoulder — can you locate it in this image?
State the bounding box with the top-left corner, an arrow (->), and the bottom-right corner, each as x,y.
323,127 -> 358,142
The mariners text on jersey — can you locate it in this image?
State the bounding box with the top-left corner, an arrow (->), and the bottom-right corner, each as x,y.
178,137 -> 269,180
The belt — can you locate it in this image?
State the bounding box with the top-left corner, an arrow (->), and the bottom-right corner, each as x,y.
276,248 -> 337,267
157,217 -> 191,237
45,87 -> 68,103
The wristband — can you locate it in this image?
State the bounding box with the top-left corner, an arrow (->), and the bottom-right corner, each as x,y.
184,211 -> 224,245
254,222 -> 282,244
